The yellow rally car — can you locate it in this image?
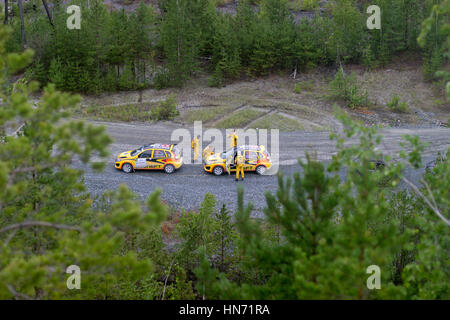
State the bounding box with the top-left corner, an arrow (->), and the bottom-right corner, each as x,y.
203,145 -> 272,176
115,144 -> 183,174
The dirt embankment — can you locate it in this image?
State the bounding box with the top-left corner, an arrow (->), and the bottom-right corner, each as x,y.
81,58 -> 449,132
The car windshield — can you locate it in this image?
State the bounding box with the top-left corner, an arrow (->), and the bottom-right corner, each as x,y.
130,147 -> 143,157
221,148 -> 236,159
172,146 -> 181,159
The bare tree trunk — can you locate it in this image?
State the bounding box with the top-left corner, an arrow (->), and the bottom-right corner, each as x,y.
41,0 -> 54,26
4,0 -> 8,24
18,0 -> 26,49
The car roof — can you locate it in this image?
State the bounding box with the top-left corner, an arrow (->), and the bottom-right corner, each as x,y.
142,144 -> 174,150
237,145 -> 263,151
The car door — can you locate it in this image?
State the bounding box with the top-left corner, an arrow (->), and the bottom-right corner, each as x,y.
244,151 -> 258,170
135,150 -> 152,169
150,149 -> 167,169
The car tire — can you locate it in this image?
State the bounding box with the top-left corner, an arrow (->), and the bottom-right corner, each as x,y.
122,163 -> 133,173
164,164 -> 175,174
256,165 -> 266,175
213,166 -> 224,176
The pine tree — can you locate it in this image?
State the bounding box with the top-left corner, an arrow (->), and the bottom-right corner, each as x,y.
0,24 -> 168,299
210,14 -> 241,86
119,62 -> 136,91
175,193 -> 219,272
159,0 -> 207,87
328,0 -> 365,63
215,204 -> 235,272
195,112 -> 450,299
48,58 -> 65,90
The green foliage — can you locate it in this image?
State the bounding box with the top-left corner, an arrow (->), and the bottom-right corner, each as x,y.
118,63 -> 137,91
195,109 -> 450,300
7,0 -> 157,93
2,0 -> 449,301
150,94 -> 179,121
209,14 -> 241,87
361,43 -> 378,70
48,58 -> 65,90
175,193 -> 219,271
329,68 -> 369,109
294,80 -> 314,94
301,0 -> 319,10
7,0 -> 445,93
215,204 -> 235,272
0,23 -> 171,299
159,0 -> 216,87
25,58 -> 47,88
82,103 -> 154,122
418,0 -> 449,98
328,0 -> 365,63
387,95 -> 410,113
402,151 -> 449,299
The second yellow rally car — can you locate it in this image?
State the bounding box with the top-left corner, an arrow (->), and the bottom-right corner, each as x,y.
202,145 -> 272,176
115,144 -> 183,174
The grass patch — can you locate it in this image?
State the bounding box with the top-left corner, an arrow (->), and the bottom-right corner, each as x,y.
288,0 -> 319,11
80,103 -> 154,122
182,106 -> 233,123
79,96 -> 179,122
215,109 -> 266,128
249,113 -> 305,131
294,80 -> 315,94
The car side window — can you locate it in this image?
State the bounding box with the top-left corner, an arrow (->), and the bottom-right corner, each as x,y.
153,150 -> 166,159
164,151 -> 172,158
139,150 -> 152,158
245,151 -> 257,160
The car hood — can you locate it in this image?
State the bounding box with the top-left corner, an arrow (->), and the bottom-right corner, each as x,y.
117,150 -> 134,159
205,153 -> 224,162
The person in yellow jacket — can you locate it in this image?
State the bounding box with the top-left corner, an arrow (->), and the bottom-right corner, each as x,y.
191,135 -> 200,163
227,130 -> 238,148
235,151 -> 245,181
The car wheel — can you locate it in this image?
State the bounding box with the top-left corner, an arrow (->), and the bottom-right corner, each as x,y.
164,164 -> 175,174
122,163 -> 133,173
256,165 -> 266,175
213,166 -> 224,176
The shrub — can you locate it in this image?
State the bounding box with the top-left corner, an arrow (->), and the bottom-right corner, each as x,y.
151,94 -> 179,121
329,68 -> 369,109
387,94 -> 409,113
302,0 -> 319,11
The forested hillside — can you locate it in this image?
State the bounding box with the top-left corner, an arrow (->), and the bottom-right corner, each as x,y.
5,0 -> 448,95
0,0 -> 448,301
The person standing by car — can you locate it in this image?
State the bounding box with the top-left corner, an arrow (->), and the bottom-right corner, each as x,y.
191,135 -> 200,163
235,151 -> 244,181
228,130 -> 238,148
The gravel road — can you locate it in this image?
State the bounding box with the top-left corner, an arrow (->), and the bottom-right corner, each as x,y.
77,120 -> 450,216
